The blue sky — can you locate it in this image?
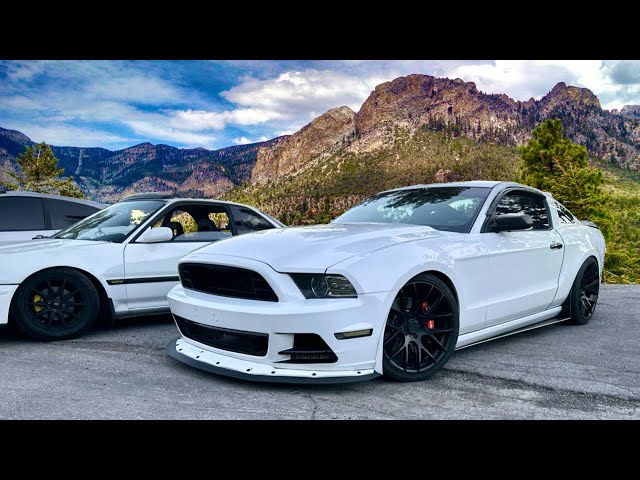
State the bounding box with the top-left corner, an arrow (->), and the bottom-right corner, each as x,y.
1,60 -> 639,151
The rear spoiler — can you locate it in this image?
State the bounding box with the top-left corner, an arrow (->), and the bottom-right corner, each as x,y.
580,220 -> 599,230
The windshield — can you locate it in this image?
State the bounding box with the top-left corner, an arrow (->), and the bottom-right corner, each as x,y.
53,200 -> 165,243
333,186 -> 491,233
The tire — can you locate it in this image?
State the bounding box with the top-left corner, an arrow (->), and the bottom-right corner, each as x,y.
382,273 -> 459,382
12,268 -> 99,340
567,257 -> 600,325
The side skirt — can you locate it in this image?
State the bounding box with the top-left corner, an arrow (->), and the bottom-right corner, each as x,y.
455,307 -> 567,350
115,306 -> 171,320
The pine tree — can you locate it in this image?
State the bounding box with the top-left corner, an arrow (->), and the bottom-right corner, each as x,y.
3,143 -> 85,198
521,119 -> 605,220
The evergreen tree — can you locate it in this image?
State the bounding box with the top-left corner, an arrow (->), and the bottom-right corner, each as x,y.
3,143 -> 85,198
521,119 -> 605,220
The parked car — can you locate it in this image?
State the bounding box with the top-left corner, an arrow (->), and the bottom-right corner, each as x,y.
0,192 -> 284,340
0,191 -> 107,242
166,181 -> 605,383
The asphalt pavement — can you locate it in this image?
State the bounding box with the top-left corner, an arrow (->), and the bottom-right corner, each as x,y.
0,284 -> 638,419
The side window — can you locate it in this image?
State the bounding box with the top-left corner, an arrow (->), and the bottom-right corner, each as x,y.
495,191 -> 549,230
0,197 -> 45,231
153,209 -> 197,240
555,201 -> 576,224
208,212 -> 232,235
44,198 -> 101,230
152,205 -> 233,242
231,205 -> 275,234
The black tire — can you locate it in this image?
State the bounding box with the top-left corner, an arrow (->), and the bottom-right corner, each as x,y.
382,273 -> 459,382
567,257 -> 600,325
12,268 -> 99,340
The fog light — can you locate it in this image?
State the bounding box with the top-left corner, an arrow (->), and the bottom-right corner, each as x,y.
334,329 -> 373,340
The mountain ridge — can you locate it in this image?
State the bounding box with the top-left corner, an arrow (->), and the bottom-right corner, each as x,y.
0,126 -> 283,202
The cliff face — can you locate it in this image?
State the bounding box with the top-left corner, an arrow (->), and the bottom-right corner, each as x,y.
353,75 -> 519,151
621,105 -> 640,118
251,106 -> 355,183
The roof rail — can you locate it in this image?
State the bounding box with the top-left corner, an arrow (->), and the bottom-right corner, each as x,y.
121,192 -> 175,201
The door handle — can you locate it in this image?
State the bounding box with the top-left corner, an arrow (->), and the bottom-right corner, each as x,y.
550,242 -> 563,250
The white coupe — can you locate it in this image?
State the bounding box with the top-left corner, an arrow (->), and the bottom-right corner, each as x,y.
0,193 -> 283,340
167,181 -> 606,383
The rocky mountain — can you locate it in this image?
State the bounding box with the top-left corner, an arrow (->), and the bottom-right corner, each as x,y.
252,106 -> 355,183
0,127 -> 281,202
621,105 -> 640,118
251,75 -> 640,184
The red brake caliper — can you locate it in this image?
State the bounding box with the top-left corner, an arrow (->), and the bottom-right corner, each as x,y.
422,301 -> 435,330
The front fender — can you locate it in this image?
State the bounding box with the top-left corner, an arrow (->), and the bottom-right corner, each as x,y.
0,243 -> 126,320
326,234 -> 489,335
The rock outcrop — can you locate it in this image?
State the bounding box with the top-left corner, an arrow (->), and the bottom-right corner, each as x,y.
251,106 -> 355,183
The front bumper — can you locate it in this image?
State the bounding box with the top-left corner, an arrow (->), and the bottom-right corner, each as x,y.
166,256 -> 392,383
0,285 -> 19,325
167,337 -> 379,384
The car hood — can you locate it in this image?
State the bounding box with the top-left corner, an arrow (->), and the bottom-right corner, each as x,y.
192,222 -> 457,272
0,238 -> 106,256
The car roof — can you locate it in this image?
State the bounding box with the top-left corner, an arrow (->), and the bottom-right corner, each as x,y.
385,181 -> 546,195
119,193 -> 266,210
163,198 -> 265,209
0,190 -> 108,208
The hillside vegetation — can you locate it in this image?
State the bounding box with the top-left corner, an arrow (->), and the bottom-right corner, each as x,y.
227,128 -> 522,224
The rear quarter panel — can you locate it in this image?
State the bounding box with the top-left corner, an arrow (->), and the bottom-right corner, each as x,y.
551,223 -> 605,308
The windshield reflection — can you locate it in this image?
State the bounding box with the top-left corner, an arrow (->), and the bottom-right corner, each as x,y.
53,200 -> 165,243
333,186 -> 491,233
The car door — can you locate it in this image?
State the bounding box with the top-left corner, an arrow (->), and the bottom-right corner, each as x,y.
482,189 -> 564,326
122,202 -> 237,313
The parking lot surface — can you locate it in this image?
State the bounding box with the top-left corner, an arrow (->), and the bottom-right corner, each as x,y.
0,285 -> 638,419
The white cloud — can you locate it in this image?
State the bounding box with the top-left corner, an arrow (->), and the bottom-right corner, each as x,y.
232,135 -> 270,145
88,75 -> 185,104
277,129 -> 295,136
5,61 -> 47,81
222,70 -> 384,117
170,108 -> 281,131
2,122 -> 131,148
124,120 -> 216,148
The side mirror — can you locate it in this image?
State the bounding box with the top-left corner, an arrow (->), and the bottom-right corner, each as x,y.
492,213 -> 533,232
137,226 -> 173,243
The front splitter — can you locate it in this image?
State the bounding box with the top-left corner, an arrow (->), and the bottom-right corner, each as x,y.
166,337 -> 380,385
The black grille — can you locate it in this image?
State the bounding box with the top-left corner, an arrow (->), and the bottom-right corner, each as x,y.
179,263 -> 278,302
174,315 -> 269,357
278,334 -> 338,364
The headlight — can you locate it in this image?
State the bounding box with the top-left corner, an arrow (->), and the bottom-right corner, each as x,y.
289,274 -> 357,299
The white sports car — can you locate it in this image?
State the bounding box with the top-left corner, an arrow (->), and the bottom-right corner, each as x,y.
0,193 -> 283,340
167,181 -> 606,383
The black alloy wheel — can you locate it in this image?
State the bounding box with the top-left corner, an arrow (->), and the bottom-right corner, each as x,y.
12,268 -> 99,340
382,273 -> 459,382
568,257 -> 600,325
